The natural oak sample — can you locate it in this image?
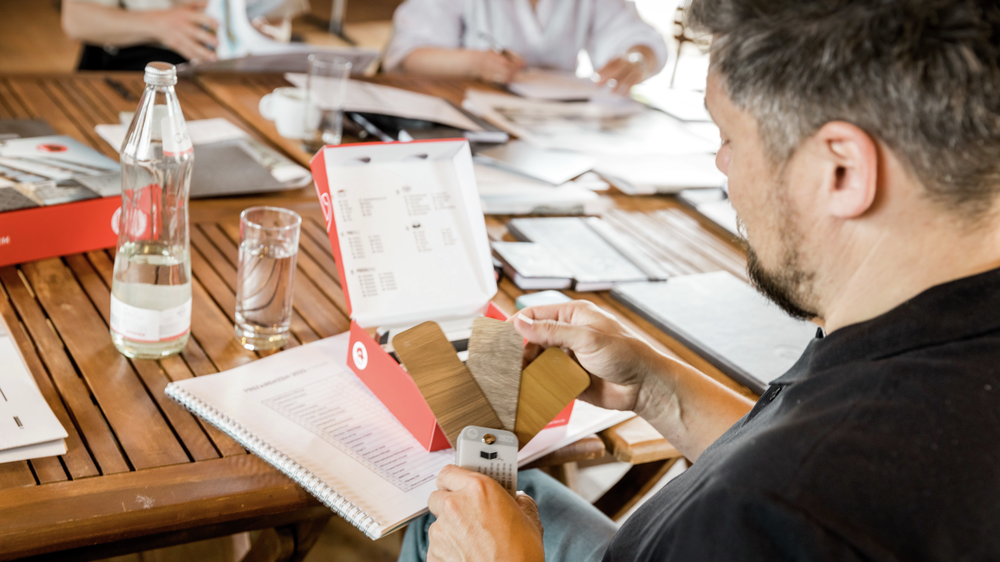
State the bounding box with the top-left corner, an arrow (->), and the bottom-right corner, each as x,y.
466,317 -> 523,432
392,321 -> 503,446
514,347 -> 591,448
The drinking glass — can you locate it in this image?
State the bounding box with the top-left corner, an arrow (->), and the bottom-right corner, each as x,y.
234,207 -> 301,350
304,53 -> 352,151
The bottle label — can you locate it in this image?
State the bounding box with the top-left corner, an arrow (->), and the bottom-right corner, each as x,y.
110,294 -> 192,343
161,114 -> 192,157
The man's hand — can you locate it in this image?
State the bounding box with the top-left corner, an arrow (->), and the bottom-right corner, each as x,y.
513,300 -> 660,413
427,465 -> 544,562
145,2 -> 219,63
473,50 -> 527,84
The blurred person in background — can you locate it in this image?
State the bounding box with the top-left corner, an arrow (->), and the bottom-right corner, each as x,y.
62,0 -> 308,71
384,0 -> 668,93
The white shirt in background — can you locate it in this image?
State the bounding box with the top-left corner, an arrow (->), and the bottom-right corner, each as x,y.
384,0 -> 668,75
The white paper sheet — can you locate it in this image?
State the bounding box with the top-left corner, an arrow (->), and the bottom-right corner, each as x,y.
632,86 -> 713,122
595,153 -> 726,194
0,319 -> 67,457
464,90 -> 717,156
95,118 -> 249,152
285,74 -> 483,133
474,163 -> 601,215
508,69 -> 617,101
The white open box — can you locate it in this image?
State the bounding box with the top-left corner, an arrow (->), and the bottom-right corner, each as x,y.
311,140 -> 573,451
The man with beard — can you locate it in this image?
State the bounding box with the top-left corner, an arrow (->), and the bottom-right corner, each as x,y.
398,1 -> 1000,560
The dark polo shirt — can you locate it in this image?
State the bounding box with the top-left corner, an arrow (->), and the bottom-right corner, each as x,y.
605,267 -> 1000,561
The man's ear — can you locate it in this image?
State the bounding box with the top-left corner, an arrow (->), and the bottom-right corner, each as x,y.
814,121 -> 878,219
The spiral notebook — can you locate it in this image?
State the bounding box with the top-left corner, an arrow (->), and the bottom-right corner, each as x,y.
165,332 -> 633,539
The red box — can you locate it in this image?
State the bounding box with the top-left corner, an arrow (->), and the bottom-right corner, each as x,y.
0,134 -> 123,267
311,140 -> 572,451
0,196 -> 120,268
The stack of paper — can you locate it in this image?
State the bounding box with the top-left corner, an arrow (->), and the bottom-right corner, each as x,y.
504,217 -> 665,291
595,154 -> 726,194
474,164 -> 602,215
285,74 -> 483,133
463,89 -> 725,194
0,318 -> 67,463
507,70 -> 616,102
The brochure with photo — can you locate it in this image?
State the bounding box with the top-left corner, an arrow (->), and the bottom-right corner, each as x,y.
0,135 -> 120,212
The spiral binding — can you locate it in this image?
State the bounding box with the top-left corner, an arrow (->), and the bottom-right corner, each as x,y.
165,383 -> 383,539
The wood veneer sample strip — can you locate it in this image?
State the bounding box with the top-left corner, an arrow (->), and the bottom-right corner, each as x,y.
514,347 -> 591,449
467,317 -> 523,432
393,321 -> 503,446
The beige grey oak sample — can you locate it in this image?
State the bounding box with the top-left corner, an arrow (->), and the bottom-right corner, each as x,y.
466,317 -> 523,432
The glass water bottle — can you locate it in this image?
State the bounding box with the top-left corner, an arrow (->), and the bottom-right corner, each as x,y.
109,62 -> 193,359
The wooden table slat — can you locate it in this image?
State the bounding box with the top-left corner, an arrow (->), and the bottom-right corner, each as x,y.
39,78 -> 116,160
20,260 -> 190,469
600,417 -> 681,464
8,80 -> 96,153
298,218 -> 345,285
73,78 -> 122,126
158,355 -> 246,458
0,267 -> 131,475
188,240 -> 238,323
0,454 -> 317,560
0,78 -> 32,118
0,461 -> 36,491
62,255 -> 221,463
189,276 -> 258,373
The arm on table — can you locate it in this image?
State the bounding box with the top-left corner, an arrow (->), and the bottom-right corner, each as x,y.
514,300 -> 753,463
400,48 -> 526,84
62,0 -> 219,63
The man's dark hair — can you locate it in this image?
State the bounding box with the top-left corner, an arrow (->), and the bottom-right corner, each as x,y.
688,0 -> 1000,222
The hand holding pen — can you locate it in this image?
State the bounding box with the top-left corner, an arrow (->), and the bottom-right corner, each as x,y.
475,31 -> 526,85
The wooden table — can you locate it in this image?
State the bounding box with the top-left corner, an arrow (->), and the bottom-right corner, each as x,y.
0,72 -> 752,560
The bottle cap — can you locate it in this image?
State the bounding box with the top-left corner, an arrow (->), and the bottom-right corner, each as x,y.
143,62 -> 177,86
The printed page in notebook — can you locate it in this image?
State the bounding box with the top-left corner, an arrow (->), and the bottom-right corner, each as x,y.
168,333 -> 635,537
168,334 -> 453,537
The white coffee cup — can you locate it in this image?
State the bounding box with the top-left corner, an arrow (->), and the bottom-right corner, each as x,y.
259,87 -> 320,140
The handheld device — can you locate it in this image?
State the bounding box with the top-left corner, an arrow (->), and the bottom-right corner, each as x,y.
455,426 -> 518,496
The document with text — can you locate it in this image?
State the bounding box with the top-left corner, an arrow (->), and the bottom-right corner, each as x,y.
166,333 -> 632,539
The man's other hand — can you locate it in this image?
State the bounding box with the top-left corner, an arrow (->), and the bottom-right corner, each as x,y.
512,300 -> 658,413
427,465 -> 544,562
147,1 -> 219,63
